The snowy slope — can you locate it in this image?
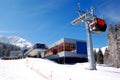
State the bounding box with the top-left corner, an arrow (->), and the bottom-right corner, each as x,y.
0,35 -> 33,48
0,59 -> 46,80
0,58 -> 120,80
26,58 -> 120,80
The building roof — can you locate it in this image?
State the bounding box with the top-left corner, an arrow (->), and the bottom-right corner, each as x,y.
49,38 -> 86,48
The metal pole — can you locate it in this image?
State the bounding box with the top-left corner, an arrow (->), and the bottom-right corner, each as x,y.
91,7 -> 95,18
71,6 -> 97,70
86,23 -> 96,70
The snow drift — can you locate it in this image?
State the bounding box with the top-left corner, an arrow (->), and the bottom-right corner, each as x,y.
1,58 -> 119,80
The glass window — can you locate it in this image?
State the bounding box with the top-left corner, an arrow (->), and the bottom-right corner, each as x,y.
58,43 -> 64,52
65,43 -> 71,51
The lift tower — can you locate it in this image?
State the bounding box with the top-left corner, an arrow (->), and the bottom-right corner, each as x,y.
71,7 -> 96,70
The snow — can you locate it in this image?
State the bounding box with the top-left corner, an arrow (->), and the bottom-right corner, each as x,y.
0,35 -> 33,48
0,59 -> 46,80
0,58 -> 120,80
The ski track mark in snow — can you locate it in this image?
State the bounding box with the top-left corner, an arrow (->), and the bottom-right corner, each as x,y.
0,58 -> 120,80
0,59 -> 47,80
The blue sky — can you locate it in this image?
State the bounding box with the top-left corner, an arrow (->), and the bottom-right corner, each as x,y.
0,0 -> 120,48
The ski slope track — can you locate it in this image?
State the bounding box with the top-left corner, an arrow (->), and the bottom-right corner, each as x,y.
0,59 -> 46,80
0,58 -> 120,80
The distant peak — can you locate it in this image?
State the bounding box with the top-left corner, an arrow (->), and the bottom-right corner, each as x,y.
0,35 -> 33,48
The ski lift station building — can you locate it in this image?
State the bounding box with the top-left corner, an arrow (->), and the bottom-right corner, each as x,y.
44,38 -> 88,63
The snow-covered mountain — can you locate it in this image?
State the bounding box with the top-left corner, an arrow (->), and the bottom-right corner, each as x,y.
0,35 -> 33,48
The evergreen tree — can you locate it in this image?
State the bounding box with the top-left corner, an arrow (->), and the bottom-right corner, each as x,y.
0,42 -> 22,57
104,48 -> 109,64
97,48 -> 103,64
93,49 -> 97,62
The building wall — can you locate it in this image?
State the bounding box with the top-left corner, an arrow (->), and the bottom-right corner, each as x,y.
44,38 -> 87,57
76,41 -> 87,55
9,51 -> 23,58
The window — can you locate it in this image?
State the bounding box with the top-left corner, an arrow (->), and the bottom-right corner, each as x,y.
70,43 -> 76,51
65,43 -> 75,51
58,43 -> 64,52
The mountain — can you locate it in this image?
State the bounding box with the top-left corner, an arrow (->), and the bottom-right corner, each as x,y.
0,35 -> 33,48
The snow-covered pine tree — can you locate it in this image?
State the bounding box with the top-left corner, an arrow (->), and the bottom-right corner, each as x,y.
104,48 -> 109,64
93,49 -> 97,62
97,48 -> 103,64
108,23 -> 120,68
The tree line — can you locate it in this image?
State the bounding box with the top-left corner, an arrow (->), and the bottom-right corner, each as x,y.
94,48 -> 108,64
0,42 -> 21,57
94,23 -> 120,68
